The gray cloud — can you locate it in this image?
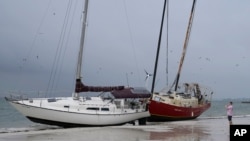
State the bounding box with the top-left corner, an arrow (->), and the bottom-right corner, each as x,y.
1,0 -> 250,99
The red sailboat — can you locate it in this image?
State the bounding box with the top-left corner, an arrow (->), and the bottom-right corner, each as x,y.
148,0 -> 213,121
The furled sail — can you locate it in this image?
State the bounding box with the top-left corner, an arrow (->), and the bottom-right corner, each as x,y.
112,87 -> 151,98
75,79 -> 125,93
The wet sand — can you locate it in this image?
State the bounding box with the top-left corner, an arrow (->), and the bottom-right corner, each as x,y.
1,116 -> 250,141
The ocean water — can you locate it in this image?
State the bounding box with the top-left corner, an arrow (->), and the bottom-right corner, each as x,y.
0,97 -> 250,133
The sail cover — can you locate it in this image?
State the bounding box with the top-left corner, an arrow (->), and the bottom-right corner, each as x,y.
75,79 -> 125,93
112,87 -> 151,98
75,79 -> 151,98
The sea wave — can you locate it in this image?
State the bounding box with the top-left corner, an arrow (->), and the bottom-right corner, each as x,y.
0,124 -> 61,134
199,114 -> 250,120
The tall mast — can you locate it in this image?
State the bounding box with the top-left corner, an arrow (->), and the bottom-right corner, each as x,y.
75,0 -> 89,98
74,0 -> 124,95
174,0 -> 196,91
76,0 -> 89,79
151,0 -> 167,94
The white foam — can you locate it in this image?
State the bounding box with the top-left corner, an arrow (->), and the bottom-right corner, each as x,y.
0,125 -> 60,134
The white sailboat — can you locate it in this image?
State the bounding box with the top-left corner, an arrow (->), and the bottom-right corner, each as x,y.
5,0 -> 151,127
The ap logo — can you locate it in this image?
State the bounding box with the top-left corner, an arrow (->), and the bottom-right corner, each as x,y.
234,129 -> 247,136
230,125 -> 250,141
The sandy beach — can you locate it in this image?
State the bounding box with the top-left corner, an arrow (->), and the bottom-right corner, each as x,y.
1,116 -> 250,141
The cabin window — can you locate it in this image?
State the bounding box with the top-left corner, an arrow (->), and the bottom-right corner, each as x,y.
101,108 -> 109,111
154,96 -> 161,101
29,99 -> 33,103
87,107 -> 99,111
48,98 -> 56,102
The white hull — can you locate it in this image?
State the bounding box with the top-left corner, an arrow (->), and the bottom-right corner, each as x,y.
5,0 -> 152,128
7,96 -> 150,127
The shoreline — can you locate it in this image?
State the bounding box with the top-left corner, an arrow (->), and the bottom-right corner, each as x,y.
1,117 -> 250,141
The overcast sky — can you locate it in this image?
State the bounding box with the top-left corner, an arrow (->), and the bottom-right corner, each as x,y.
0,0 -> 250,99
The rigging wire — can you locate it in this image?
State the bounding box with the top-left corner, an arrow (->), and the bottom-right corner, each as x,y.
165,0 -> 169,87
55,0 -> 78,93
46,0 -> 74,97
14,0 -> 52,95
24,0 -> 52,63
122,0 -> 141,86
16,1 -> 52,79
173,0 -> 197,91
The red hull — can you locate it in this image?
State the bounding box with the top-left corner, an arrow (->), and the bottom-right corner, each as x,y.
148,100 -> 211,121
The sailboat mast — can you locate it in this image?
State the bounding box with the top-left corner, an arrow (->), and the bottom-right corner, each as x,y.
75,0 -> 89,97
174,0 -> 196,91
151,0 -> 167,94
76,0 -> 89,80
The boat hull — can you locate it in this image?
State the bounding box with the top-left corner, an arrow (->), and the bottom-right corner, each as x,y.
6,97 -> 149,127
148,100 -> 211,121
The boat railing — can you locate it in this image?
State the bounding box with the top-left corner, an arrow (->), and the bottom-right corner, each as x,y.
7,93 -> 29,101
114,99 -> 143,110
7,90 -> 72,100
199,86 -> 213,102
